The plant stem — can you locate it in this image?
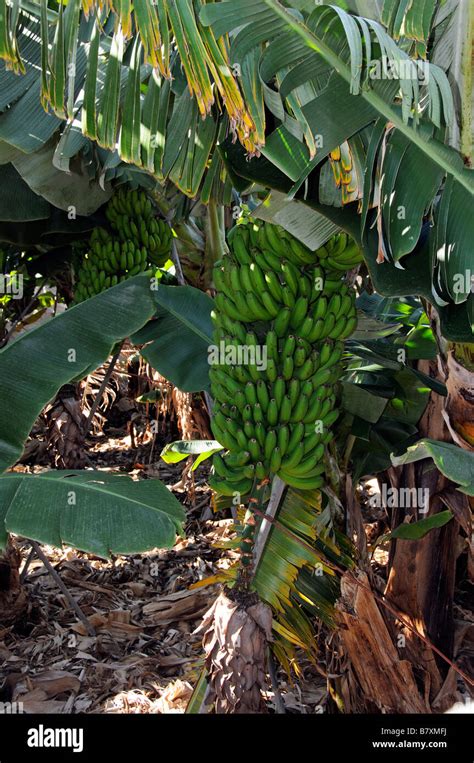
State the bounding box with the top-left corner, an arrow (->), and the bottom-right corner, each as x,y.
253,476 -> 286,570
342,434 -> 356,473
171,238 -> 186,286
267,648 -> 286,714
0,278 -> 47,349
84,343 -> 123,436
204,200 -> 226,287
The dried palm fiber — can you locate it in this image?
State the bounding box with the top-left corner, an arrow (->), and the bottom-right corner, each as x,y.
0,540 -> 27,627
196,589 -> 273,713
45,384 -> 87,469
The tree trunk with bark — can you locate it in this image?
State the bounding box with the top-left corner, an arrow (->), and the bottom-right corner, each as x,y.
0,538 -> 27,627
337,317 -> 473,712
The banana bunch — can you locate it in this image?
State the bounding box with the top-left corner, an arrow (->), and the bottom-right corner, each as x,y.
209,221 -> 358,497
74,227 -> 148,303
106,188 -> 172,267
318,231 -> 363,272
74,189 -> 174,303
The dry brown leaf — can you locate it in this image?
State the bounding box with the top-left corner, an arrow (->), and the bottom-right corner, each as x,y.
21,699 -> 67,714
155,680 -> 192,713
13,670 -> 81,700
142,588 -> 214,625
124,582 -> 147,596
71,610 -> 141,639
337,571 -> 429,713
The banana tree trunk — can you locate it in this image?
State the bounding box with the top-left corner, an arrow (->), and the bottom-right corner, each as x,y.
0,537 -> 27,627
45,383 -> 87,469
337,321 -> 472,712
383,319 -> 473,706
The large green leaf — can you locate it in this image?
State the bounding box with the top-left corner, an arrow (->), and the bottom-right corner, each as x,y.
0,163 -> 50,221
133,285 -> 214,393
206,1 -> 473,319
220,135 -> 362,241
0,275 -> 157,474
204,1 -> 463,183
380,127 -> 444,261
0,470 -> 185,556
0,3 -> 255,199
363,227 -> 473,342
341,381 -> 389,424
382,0 -> 437,53
392,438 -> 474,496
11,141 -> 113,216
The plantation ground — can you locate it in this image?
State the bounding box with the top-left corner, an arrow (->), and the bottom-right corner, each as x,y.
1,430 -> 329,714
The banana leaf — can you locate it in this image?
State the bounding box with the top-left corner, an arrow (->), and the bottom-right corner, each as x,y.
0,470 -> 185,556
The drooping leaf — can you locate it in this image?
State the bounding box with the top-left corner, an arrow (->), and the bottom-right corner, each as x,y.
392,438 -> 474,496
0,275 -> 156,474
0,470 -> 185,556
0,163 -> 50,221
341,381 -> 389,424
388,510 -> 453,541
12,141 -> 112,216
253,484 -> 353,667
133,285 -> 214,393
385,367 -> 431,426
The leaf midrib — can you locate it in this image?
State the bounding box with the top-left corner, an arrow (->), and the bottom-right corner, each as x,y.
0,473 -> 180,516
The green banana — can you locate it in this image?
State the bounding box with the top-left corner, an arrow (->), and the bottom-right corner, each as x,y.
263,223 -> 287,257
267,399 -> 279,427
278,426 -> 290,456
274,308 -> 292,338
209,475 -> 253,497
264,270 -> 283,301
281,261 -> 299,296
257,380 -> 270,411
264,430 -> 278,462
281,442 -> 305,470
261,291 -> 279,317
270,447 -> 282,473
290,394 -> 309,423
273,377 -> 286,410
277,472 -> 324,490
279,395 -> 292,424
289,296 -> 309,330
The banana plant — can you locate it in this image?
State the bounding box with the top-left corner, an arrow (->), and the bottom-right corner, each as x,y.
0,0 -> 472,712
